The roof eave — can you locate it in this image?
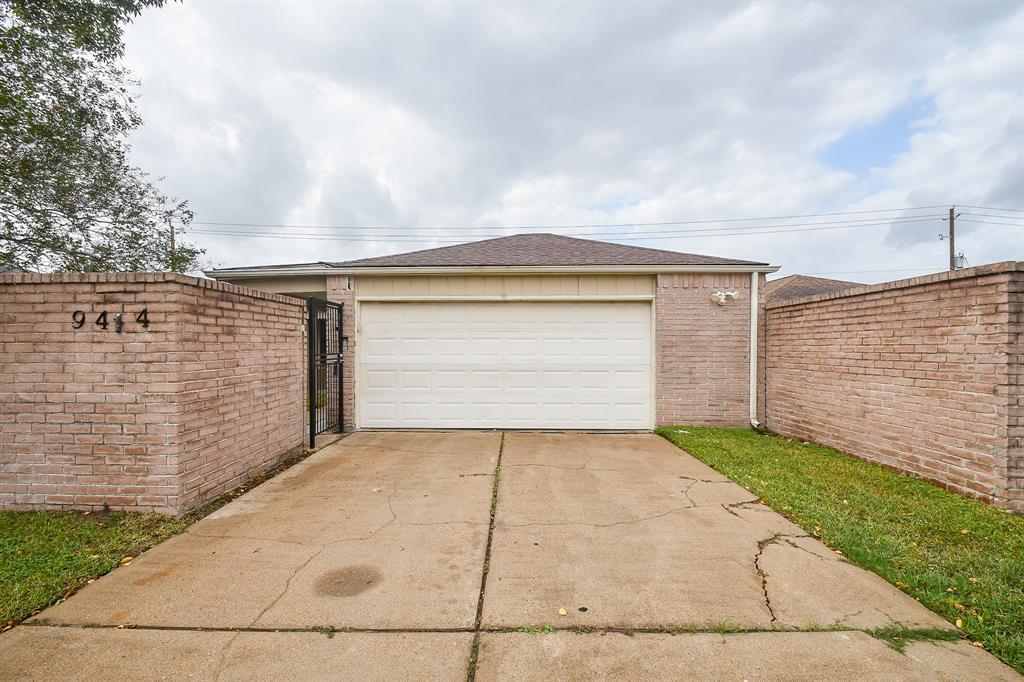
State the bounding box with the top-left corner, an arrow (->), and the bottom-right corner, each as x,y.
205,264 -> 333,279
330,264 -> 780,275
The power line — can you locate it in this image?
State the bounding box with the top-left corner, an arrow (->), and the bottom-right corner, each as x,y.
793,268 -> 942,275
190,204 -> 950,232
188,216 -> 948,243
957,204 -> 1024,213
188,214 -> 949,239
961,212 -> 1024,221
957,219 -> 1024,227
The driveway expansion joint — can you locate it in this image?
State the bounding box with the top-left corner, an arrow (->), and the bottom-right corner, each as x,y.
467,432 -> 505,682
23,620 -> 958,642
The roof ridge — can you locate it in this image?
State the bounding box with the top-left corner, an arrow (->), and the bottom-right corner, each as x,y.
327,232 -> 532,267
331,232 -> 768,269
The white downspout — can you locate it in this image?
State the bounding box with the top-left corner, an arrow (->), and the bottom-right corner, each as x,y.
749,271 -> 761,429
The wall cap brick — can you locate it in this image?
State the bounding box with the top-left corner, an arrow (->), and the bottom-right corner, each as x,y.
767,260 -> 1024,310
0,271 -> 305,308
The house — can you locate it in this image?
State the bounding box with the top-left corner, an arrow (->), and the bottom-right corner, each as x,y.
764,274 -> 858,304
207,233 -> 778,430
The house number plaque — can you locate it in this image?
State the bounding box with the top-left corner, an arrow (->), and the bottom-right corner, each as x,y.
71,308 -> 149,333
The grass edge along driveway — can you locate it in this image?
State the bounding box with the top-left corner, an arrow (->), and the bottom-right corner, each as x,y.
0,450 -> 311,630
656,426 -> 1024,674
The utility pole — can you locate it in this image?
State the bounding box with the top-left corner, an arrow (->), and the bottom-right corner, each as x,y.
948,206 -> 956,271
169,218 -> 176,271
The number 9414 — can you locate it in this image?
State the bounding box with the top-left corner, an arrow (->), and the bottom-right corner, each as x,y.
71,309 -> 149,332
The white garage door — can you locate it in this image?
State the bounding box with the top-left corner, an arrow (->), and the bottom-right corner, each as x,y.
357,301 -> 652,429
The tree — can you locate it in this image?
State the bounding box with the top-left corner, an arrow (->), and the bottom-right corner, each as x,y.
0,0 -> 202,272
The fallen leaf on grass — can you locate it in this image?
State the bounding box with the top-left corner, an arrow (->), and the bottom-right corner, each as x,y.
955,618 -> 963,628
119,556 -> 133,566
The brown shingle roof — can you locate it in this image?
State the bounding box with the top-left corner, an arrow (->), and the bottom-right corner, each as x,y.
764,274 -> 859,303
332,233 -> 767,268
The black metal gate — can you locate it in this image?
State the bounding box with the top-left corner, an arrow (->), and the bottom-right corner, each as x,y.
308,297 -> 343,447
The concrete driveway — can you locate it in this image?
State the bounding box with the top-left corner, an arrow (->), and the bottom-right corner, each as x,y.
1,431 -> 1018,681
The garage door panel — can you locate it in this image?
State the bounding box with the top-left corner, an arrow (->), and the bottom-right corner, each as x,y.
578,370 -> 611,390
361,337 -> 398,361
435,369 -> 466,389
469,370 -> 502,390
364,369 -> 398,390
614,369 -> 648,390
434,338 -> 468,359
506,370 -> 539,390
358,302 -> 652,429
541,370 -> 574,390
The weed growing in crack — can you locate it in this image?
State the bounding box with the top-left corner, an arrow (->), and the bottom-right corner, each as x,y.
867,626 -> 960,653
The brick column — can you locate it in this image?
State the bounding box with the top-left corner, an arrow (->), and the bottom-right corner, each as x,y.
326,275 -> 356,430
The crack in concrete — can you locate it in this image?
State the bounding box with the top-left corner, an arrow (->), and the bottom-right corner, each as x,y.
341,443 -> 496,459
834,609 -> 865,626
212,630 -> 241,682
748,532 -> 817,627
496,504 -> 693,529
247,544 -> 327,628
678,479 -> 698,508
494,494 -> 788,529
239,480 -> 404,631
501,461 -> 622,472
720,500 -> 764,518
187,533 -> 309,546
754,535 -> 781,625
777,536 -> 831,561
676,476 -> 728,483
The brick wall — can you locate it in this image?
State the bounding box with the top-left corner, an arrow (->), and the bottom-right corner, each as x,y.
765,262 -> 1023,511
655,272 -> 764,426
1008,272 -> 1024,509
0,273 -> 305,515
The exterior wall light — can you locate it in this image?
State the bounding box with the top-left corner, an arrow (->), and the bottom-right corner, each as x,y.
710,291 -> 741,306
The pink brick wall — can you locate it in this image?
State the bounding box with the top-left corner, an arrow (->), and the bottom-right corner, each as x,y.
765,262 -> 1022,511
0,273 -> 305,515
655,272 -> 765,426
1008,272 -> 1024,509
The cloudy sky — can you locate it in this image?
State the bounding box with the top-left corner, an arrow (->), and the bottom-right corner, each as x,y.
123,1 -> 1023,282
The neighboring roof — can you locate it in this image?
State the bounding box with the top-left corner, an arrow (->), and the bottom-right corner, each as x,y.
332,233 -> 769,269
764,274 -> 859,303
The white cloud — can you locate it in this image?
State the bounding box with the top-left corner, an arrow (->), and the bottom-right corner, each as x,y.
122,1 -> 1024,280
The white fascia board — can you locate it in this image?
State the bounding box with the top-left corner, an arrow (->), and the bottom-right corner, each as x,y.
206,263 -> 781,279
356,295 -> 656,302
204,265 -> 332,279
330,264 -> 781,276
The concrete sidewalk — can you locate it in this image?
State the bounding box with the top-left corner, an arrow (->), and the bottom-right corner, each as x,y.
1,431 -> 1018,681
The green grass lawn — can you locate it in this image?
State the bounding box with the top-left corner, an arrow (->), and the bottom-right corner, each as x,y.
0,510 -> 189,627
0,450 -> 311,629
657,426 -> 1024,673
